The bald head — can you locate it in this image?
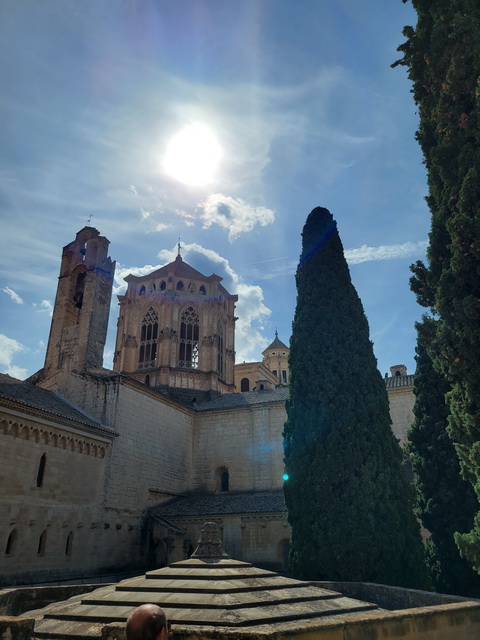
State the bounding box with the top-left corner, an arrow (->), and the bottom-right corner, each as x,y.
126,604 -> 168,640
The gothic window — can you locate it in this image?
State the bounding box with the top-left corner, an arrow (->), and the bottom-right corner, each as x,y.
38,530 -> 47,556
176,280 -> 184,291
179,307 -> 199,368
36,453 -> 46,488
282,370 -> 287,383
160,280 -> 166,291
5,529 -> 17,555
216,322 -> 225,377
65,531 -> 73,556
138,308 -> 158,369
395,370 -> 401,376
241,378 -> 249,392
199,285 -> 206,295
139,286 -> 146,296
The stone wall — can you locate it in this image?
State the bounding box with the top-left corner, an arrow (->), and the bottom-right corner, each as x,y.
388,386 -> 415,446
192,402 -> 286,493
0,408 -> 111,586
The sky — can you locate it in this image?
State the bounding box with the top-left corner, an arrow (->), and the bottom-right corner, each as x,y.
0,0 -> 430,382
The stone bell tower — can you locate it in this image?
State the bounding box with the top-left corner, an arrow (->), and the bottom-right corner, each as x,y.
42,226 -> 115,379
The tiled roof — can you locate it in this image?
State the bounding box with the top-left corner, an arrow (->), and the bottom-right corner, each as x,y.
0,373 -> 115,435
385,374 -> 415,389
194,387 -> 289,411
263,331 -> 289,352
151,490 -> 287,517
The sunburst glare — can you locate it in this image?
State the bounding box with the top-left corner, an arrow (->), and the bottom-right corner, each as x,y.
162,123 -> 223,186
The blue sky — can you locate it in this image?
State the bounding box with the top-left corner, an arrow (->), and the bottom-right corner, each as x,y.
0,0 -> 429,381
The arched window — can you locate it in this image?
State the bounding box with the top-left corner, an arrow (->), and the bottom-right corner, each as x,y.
395,370 -> 401,376
73,271 -> 86,309
138,308 -> 158,369
215,466 -> 230,492
282,370 -> 287,383
176,280 -> 184,291
65,531 -> 73,556
139,285 -> 146,296
216,322 -> 225,377
160,280 -> 166,291
38,530 -> 47,556
36,453 -> 46,488
221,470 -> 229,492
5,529 -> 17,555
179,307 -> 199,368
199,285 -> 206,295
241,377 -> 250,392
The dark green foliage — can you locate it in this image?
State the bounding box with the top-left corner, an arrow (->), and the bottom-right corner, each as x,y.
409,319 -> 480,596
395,1 -> 480,570
283,207 -> 429,588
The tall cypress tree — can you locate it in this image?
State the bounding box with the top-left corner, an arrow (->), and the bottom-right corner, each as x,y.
283,207 -> 429,588
409,319 -> 480,596
394,0 -> 480,569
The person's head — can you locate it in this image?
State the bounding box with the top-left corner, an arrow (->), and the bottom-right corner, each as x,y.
125,604 -> 169,640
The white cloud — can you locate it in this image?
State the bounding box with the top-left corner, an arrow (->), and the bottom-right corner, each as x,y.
154,223 -> 171,232
33,300 -> 54,316
199,194 -> 275,241
2,287 -> 23,304
0,334 -> 27,379
344,241 -> 428,265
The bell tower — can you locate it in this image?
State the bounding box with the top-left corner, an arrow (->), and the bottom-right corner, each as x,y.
42,226 -> 115,378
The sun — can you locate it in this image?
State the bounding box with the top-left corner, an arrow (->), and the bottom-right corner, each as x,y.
163,123 -> 223,186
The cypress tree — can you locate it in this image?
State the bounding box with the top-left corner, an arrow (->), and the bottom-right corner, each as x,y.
394,0 -> 480,569
283,207 -> 429,588
409,319 -> 480,596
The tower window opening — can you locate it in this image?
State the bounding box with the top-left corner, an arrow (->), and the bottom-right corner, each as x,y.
215,466 -> 230,492
160,280 -> 166,291
139,286 -> 146,296
282,370 -> 287,383
138,307 -> 159,369
199,285 -> 206,295
73,271 -> 86,309
36,453 -> 46,488
179,307 -> 199,368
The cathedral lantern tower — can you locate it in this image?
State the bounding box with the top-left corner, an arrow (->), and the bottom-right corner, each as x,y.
262,331 -> 290,386
42,226 -> 115,379
113,252 -> 237,402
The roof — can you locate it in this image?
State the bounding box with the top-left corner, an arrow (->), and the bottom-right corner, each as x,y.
385,374 -> 415,389
29,521 -> 379,634
0,373 -> 116,436
194,387 -> 289,411
263,330 -> 289,352
125,255 -> 220,284
151,490 -> 287,517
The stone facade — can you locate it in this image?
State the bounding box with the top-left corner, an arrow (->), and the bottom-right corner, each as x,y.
0,227 -> 416,586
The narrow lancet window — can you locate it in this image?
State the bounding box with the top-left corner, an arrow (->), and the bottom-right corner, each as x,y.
179,307 -> 199,368
36,453 -> 46,487
138,307 -> 158,369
